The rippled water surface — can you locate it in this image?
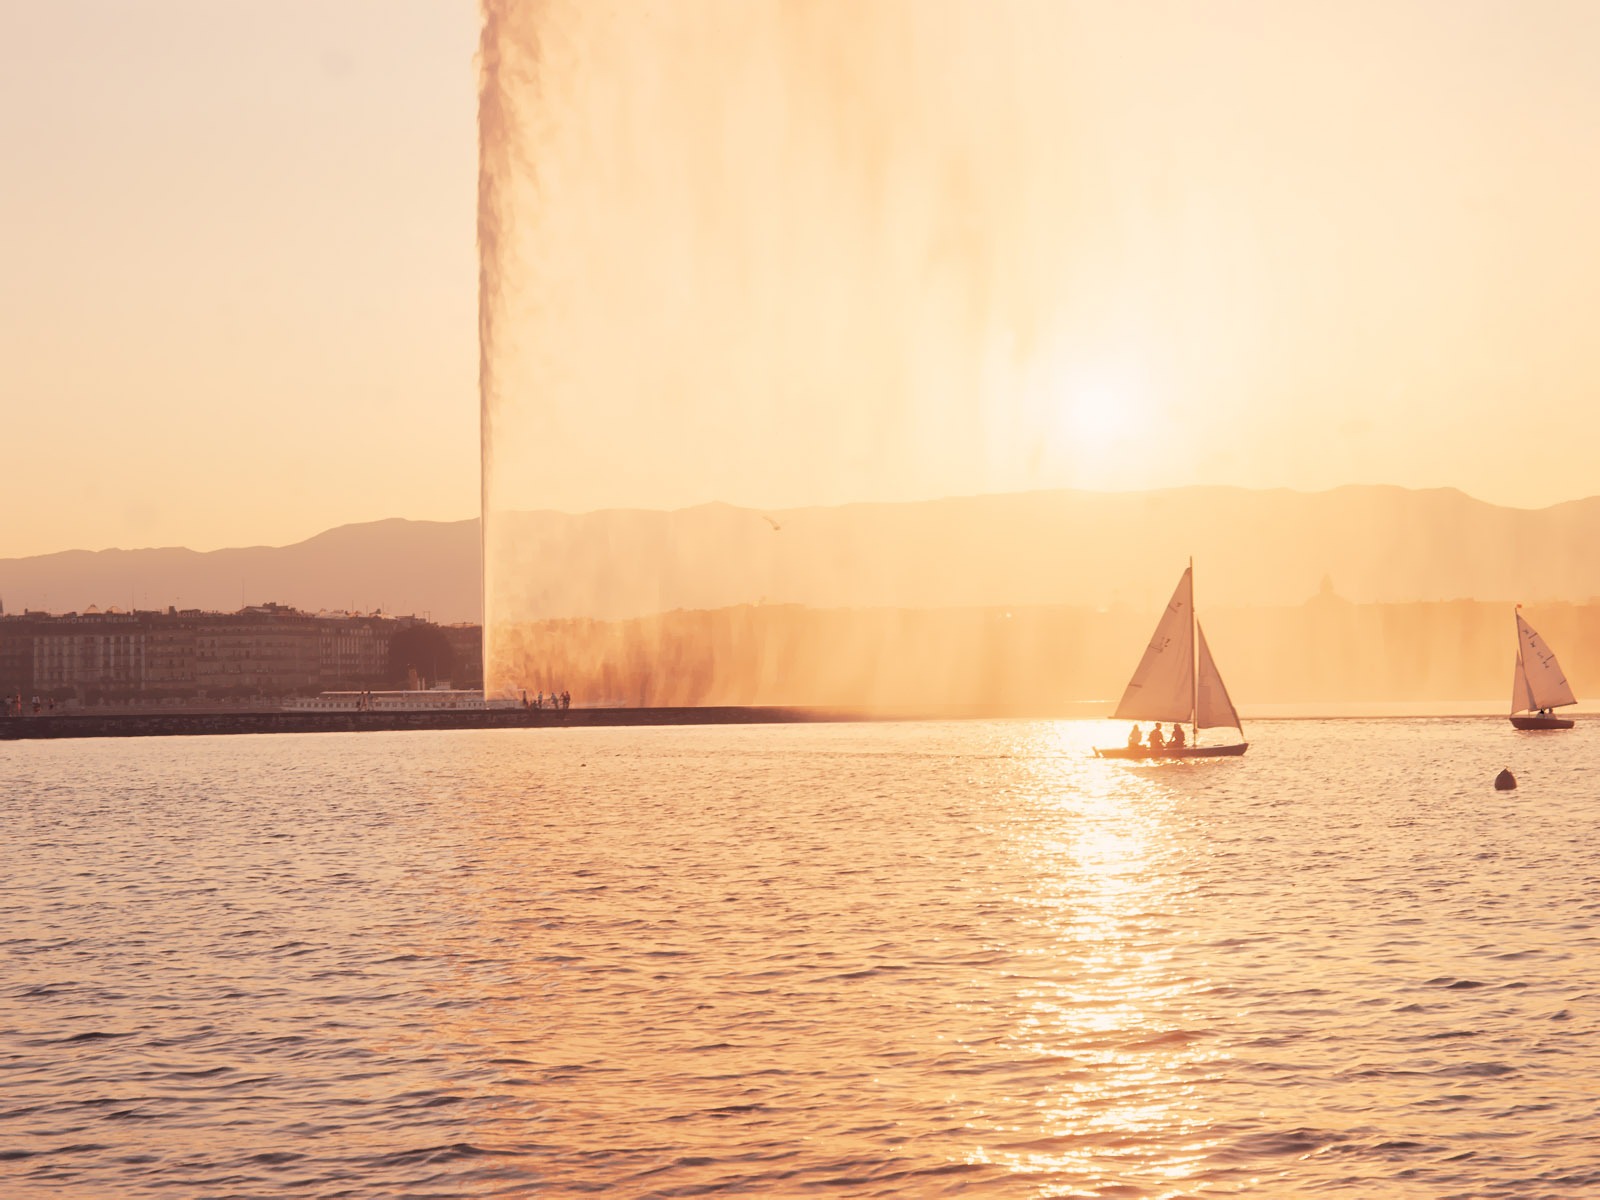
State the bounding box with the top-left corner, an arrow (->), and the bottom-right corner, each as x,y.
4,719 -> 1599,1197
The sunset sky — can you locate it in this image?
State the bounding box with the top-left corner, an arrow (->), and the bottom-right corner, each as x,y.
8,1 -> 1600,561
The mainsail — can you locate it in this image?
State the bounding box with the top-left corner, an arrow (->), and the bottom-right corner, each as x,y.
1195,622 -> 1241,730
1113,567 -> 1195,723
1512,611 -> 1576,713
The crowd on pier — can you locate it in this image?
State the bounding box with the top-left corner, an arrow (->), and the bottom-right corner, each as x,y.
523,690 -> 571,711
5,695 -> 56,717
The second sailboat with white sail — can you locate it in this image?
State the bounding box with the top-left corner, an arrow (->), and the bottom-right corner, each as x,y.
1510,607 -> 1578,730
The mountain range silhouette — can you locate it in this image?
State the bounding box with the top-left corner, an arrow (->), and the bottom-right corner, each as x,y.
5,485 -> 1598,623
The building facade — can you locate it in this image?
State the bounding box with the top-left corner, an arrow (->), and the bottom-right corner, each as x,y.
0,605 -> 466,706
32,610 -> 146,701
0,615 -> 39,702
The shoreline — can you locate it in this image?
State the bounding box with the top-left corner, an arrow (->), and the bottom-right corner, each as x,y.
0,706 -> 871,741
1,705 -> 1580,741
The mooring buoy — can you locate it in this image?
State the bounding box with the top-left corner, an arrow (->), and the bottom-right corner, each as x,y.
1494,768 -> 1517,791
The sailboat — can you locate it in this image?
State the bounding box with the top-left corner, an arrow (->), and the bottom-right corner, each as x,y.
1095,561 -> 1248,758
1510,607 -> 1577,730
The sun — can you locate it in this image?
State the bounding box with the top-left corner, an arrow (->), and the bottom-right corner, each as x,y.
1006,350 -> 1159,488
1059,386 -> 1142,455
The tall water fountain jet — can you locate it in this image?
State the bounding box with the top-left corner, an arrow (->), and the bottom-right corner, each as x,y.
475,2 -> 1267,706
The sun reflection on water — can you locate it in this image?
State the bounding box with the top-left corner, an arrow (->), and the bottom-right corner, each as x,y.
966,720 -> 1230,1193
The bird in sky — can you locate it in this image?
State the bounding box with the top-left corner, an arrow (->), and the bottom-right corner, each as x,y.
762,515 -> 783,532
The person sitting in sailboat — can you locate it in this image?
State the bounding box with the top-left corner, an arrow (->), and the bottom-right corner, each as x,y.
1169,724 -> 1186,750
1127,724 -> 1143,748
1148,723 -> 1166,752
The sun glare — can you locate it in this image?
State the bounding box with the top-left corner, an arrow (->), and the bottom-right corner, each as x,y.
1007,343 -> 1158,490
1062,386 -> 1142,455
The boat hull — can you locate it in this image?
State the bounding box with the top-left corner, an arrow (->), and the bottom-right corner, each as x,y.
1509,715 -> 1575,730
1095,743 -> 1249,759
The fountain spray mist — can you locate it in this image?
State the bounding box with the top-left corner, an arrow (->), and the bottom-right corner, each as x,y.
475,1 -> 1142,705
476,0 -> 537,692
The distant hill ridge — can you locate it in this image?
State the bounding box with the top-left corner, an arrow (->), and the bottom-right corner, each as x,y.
5,485 -> 1600,624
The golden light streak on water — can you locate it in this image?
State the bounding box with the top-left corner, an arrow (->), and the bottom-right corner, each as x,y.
953,722 -> 1230,1191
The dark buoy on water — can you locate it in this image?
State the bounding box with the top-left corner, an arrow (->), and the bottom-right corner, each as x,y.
1495,768 -> 1517,791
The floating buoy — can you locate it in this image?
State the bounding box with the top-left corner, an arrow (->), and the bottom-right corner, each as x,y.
1494,768 -> 1517,791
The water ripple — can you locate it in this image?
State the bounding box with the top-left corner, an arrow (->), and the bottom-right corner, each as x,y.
3,718 -> 1599,1196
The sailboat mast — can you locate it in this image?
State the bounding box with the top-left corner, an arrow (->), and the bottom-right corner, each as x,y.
1191,555 -> 1198,747
1514,607 -> 1522,715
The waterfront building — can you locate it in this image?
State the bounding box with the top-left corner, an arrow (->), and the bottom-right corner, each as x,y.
33,609 -> 146,702
0,615 -> 39,701
0,605 -> 468,707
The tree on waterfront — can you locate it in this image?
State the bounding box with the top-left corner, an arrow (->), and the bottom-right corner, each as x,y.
386,624 -> 457,689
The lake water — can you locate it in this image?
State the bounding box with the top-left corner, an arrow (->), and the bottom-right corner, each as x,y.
4,719 -> 1598,1198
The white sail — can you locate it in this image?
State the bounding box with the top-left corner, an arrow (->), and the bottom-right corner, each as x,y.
1195,622 -> 1241,730
1511,655 -> 1535,715
1513,611 -> 1576,712
1113,567 -> 1195,723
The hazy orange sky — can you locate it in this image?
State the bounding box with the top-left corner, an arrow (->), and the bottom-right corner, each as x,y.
2,2 -> 479,559
8,1 -> 1600,561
